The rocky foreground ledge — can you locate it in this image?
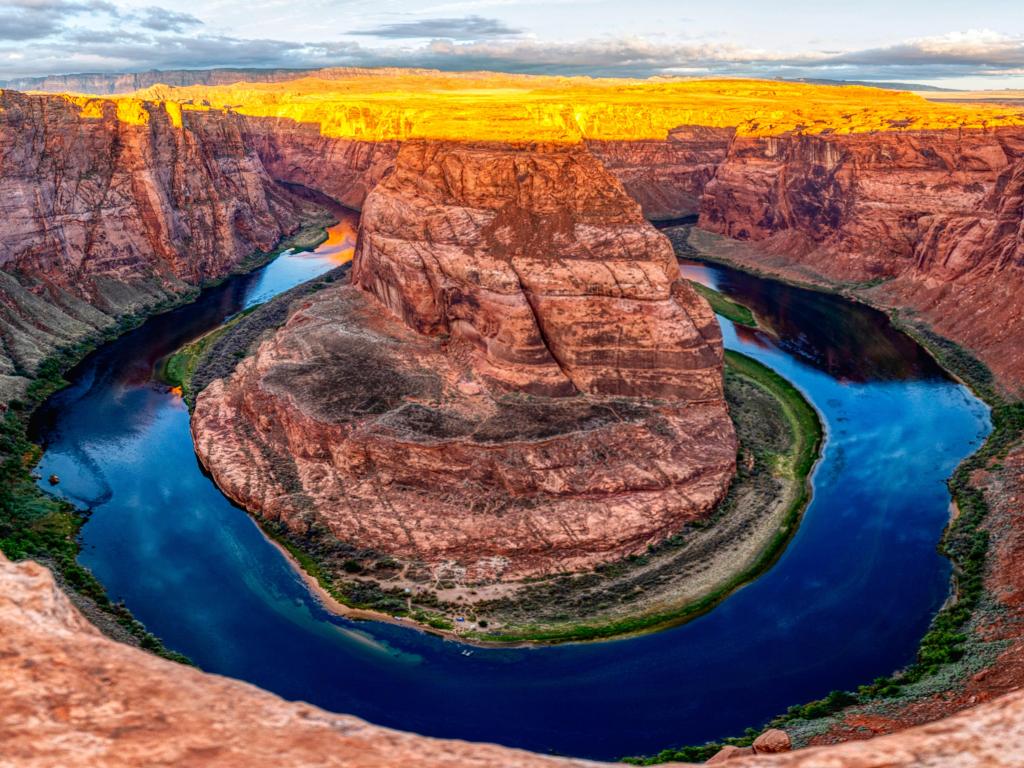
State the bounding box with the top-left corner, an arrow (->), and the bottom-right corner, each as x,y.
3,550 -> 1023,767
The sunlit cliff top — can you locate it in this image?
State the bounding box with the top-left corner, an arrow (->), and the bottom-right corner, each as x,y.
33,69 -> 1024,141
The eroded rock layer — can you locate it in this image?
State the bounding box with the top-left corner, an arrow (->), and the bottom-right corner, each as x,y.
193,283 -> 735,580
587,126 -> 736,220
353,141 -> 726,400
236,115 -> 398,210
0,90 -> 309,401
6,548 -> 1024,767
194,141 -> 736,580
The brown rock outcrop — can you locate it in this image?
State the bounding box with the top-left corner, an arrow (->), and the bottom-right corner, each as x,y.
753,729 -> 793,754
588,126 -> 736,220
8,548 -> 1024,767
353,141 -> 726,400
192,283 -> 735,581
0,552 -> 598,768
193,141 -> 736,581
237,115 -> 398,210
0,90 -> 302,294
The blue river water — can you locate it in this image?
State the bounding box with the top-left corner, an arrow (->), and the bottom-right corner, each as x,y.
31,220 -> 990,760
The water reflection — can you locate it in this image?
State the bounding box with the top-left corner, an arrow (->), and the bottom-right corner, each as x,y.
678,257 -> 946,383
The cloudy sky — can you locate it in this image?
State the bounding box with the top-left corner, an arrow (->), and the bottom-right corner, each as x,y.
1,0 -> 1022,88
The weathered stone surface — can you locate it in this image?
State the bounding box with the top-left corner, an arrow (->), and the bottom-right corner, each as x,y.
0,91 -> 301,293
0,90 -> 307,402
708,745 -> 755,763
753,729 -> 792,754
193,140 -> 736,581
0,552 -> 599,768
237,114 -> 398,210
588,126 -> 736,220
7,549 -> 1024,768
353,141 -> 727,401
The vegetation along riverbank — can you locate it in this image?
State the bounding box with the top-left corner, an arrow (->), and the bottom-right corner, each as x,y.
623,225 -> 1024,764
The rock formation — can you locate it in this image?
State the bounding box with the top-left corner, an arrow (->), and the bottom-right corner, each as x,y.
235,115 -> 397,211
0,551 -> 598,767
5,73 -> 1024,395
192,141 -> 736,581
587,126 -> 735,220
353,141 -> 726,400
5,70 -> 1024,763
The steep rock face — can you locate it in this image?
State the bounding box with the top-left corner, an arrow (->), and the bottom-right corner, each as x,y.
0,90 -> 307,401
353,141 -> 726,400
699,127 -> 1024,389
0,91 -> 302,291
237,115 -> 398,210
588,125 -> 736,220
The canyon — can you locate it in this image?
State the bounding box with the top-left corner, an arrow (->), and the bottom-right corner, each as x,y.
2,69 -> 1024,766
4,74 -> 1023,396
0,88 -> 319,403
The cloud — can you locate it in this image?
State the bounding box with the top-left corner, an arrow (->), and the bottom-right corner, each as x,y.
392,32 -> 1024,80
351,15 -> 522,40
1,19 -> 1022,85
133,7 -> 203,33
0,0 -> 117,41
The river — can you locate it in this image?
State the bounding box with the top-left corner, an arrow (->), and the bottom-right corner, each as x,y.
30,218 -> 990,760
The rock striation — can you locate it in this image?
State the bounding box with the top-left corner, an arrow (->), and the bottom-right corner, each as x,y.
5,71 -> 1024,763
193,141 -> 736,581
0,89 -> 310,402
236,114 -> 398,211
587,126 -> 736,220
352,141 -> 726,400
698,128 -> 1024,389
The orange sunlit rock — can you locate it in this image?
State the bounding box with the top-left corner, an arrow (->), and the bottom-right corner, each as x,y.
52,70 -> 1024,142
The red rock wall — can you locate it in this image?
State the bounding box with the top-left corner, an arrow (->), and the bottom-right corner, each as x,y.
353,140 -> 726,400
237,115 -> 398,211
0,90 -> 303,301
0,90 -> 314,401
588,125 -> 735,220
698,127 -> 1024,390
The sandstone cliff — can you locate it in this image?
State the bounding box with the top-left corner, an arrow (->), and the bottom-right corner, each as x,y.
193,141 -> 736,581
697,127 -> 1024,389
353,141 -> 726,399
9,72 -> 1023,394
236,115 -> 397,211
587,126 -> 735,220
0,90 -> 310,402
